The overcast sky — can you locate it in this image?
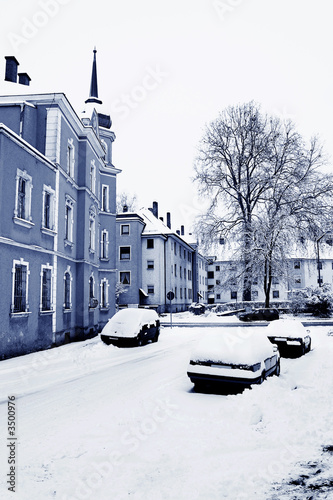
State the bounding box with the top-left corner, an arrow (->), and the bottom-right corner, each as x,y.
1,0 -> 332,233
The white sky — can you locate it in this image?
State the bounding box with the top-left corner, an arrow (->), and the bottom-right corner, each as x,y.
1,0 -> 333,233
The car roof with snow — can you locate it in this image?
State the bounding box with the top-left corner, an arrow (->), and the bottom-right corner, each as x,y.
102,308 -> 159,338
266,319 -> 309,339
190,328 -> 276,365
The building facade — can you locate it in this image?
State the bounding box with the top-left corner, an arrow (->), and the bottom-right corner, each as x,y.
116,203 -> 207,313
0,52 -> 120,359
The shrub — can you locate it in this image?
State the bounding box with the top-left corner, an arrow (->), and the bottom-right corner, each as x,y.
305,284 -> 333,317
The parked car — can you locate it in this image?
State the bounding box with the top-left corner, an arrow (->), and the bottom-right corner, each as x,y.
265,319 -> 311,357
100,308 -> 160,347
187,328 -> 280,391
189,302 -> 206,315
238,308 -> 279,322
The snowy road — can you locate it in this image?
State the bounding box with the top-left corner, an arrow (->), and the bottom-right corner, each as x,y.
1,324 -> 333,499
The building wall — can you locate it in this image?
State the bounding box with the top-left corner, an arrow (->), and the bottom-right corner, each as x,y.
0,92 -> 119,359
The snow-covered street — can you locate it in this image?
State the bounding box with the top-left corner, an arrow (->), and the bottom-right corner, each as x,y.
1,320 -> 333,499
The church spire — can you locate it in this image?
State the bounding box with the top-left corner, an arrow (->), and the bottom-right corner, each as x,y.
85,48 -> 102,105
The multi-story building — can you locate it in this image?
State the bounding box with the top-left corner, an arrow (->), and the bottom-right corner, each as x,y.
207,240 -> 333,305
0,52 -> 120,359
116,202 -> 206,313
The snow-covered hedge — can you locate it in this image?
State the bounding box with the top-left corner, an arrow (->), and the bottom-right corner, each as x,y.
290,284 -> 333,317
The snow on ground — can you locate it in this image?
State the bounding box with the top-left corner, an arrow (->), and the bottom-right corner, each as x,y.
0,317 -> 333,500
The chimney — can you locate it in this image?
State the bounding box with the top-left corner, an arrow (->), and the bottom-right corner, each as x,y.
123,204 -> 128,212
5,56 -> 19,83
18,72 -> 31,86
166,212 -> 171,229
181,225 -> 185,236
152,201 -> 158,219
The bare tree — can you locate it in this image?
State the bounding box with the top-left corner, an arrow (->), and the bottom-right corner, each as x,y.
116,191 -> 137,214
194,102 -> 333,304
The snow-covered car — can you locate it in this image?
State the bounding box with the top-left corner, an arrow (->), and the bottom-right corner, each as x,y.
189,302 -> 206,315
187,328 -> 280,391
266,319 -> 311,356
238,308 -> 279,322
100,308 -> 160,347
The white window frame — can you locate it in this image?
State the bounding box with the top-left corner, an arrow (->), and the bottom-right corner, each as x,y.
67,138 -> 75,178
42,184 -> 56,232
11,258 -> 30,314
90,160 -> 96,195
40,263 -> 54,312
100,229 -> 109,260
14,169 -> 33,227
119,271 -> 131,286
64,266 -> 72,310
101,184 -> 109,212
89,207 -> 96,252
100,278 -> 109,309
65,195 -> 75,244
120,245 -> 131,261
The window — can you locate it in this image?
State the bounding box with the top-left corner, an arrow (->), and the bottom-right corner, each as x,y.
215,265 -> 220,271
174,264 -> 177,277
273,290 -> 279,299
42,185 -> 55,231
120,272 -> 130,285
12,259 -> 29,313
18,177 -> 26,219
147,239 -> 154,249
89,208 -> 96,252
294,261 -> 301,269
67,139 -> 75,177
147,260 -> 154,270
252,290 -> 258,299
65,195 -> 75,243
89,275 -> 95,299
121,224 -> 129,235
180,266 -> 182,279
147,285 -> 154,294
180,288 -> 183,299
120,246 -> 130,260
101,185 -> 109,212
272,276 -> 279,285
100,279 -> 109,309
64,269 -> 72,310
219,236 -> 225,245
216,280 -> 220,285
317,262 -> 323,270
318,278 -> 323,284
216,294 -> 221,300
231,291 -> 237,300
208,271 -> 214,279
188,269 -> 192,281
252,277 -> 258,285
188,288 -> 192,300
294,276 -> 301,284
14,170 -> 33,225
41,265 -> 52,311
184,288 -> 187,299
184,249 -> 186,259
90,160 -> 96,194
175,287 -> 177,298
174,243 -> 177,255
101,230 -> 109,259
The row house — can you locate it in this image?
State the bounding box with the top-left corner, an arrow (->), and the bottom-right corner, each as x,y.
116,203 -> 207,313
0,52 -> 120,359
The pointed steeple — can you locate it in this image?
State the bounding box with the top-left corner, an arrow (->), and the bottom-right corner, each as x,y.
85,48 -> 102,105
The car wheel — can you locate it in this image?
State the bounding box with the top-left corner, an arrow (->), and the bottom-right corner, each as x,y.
275,361 -> 281,377
259,371 -> 266,384
137,337 -> 143,347
152,327 -> 160,343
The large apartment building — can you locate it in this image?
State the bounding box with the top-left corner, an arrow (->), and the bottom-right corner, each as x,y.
116,203 -> 208,312
0,52 -> 120,359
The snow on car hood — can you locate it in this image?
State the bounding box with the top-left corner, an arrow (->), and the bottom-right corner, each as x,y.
266,319 -> 310,339
190,328 -> 276,365
101,308 -> 158,338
